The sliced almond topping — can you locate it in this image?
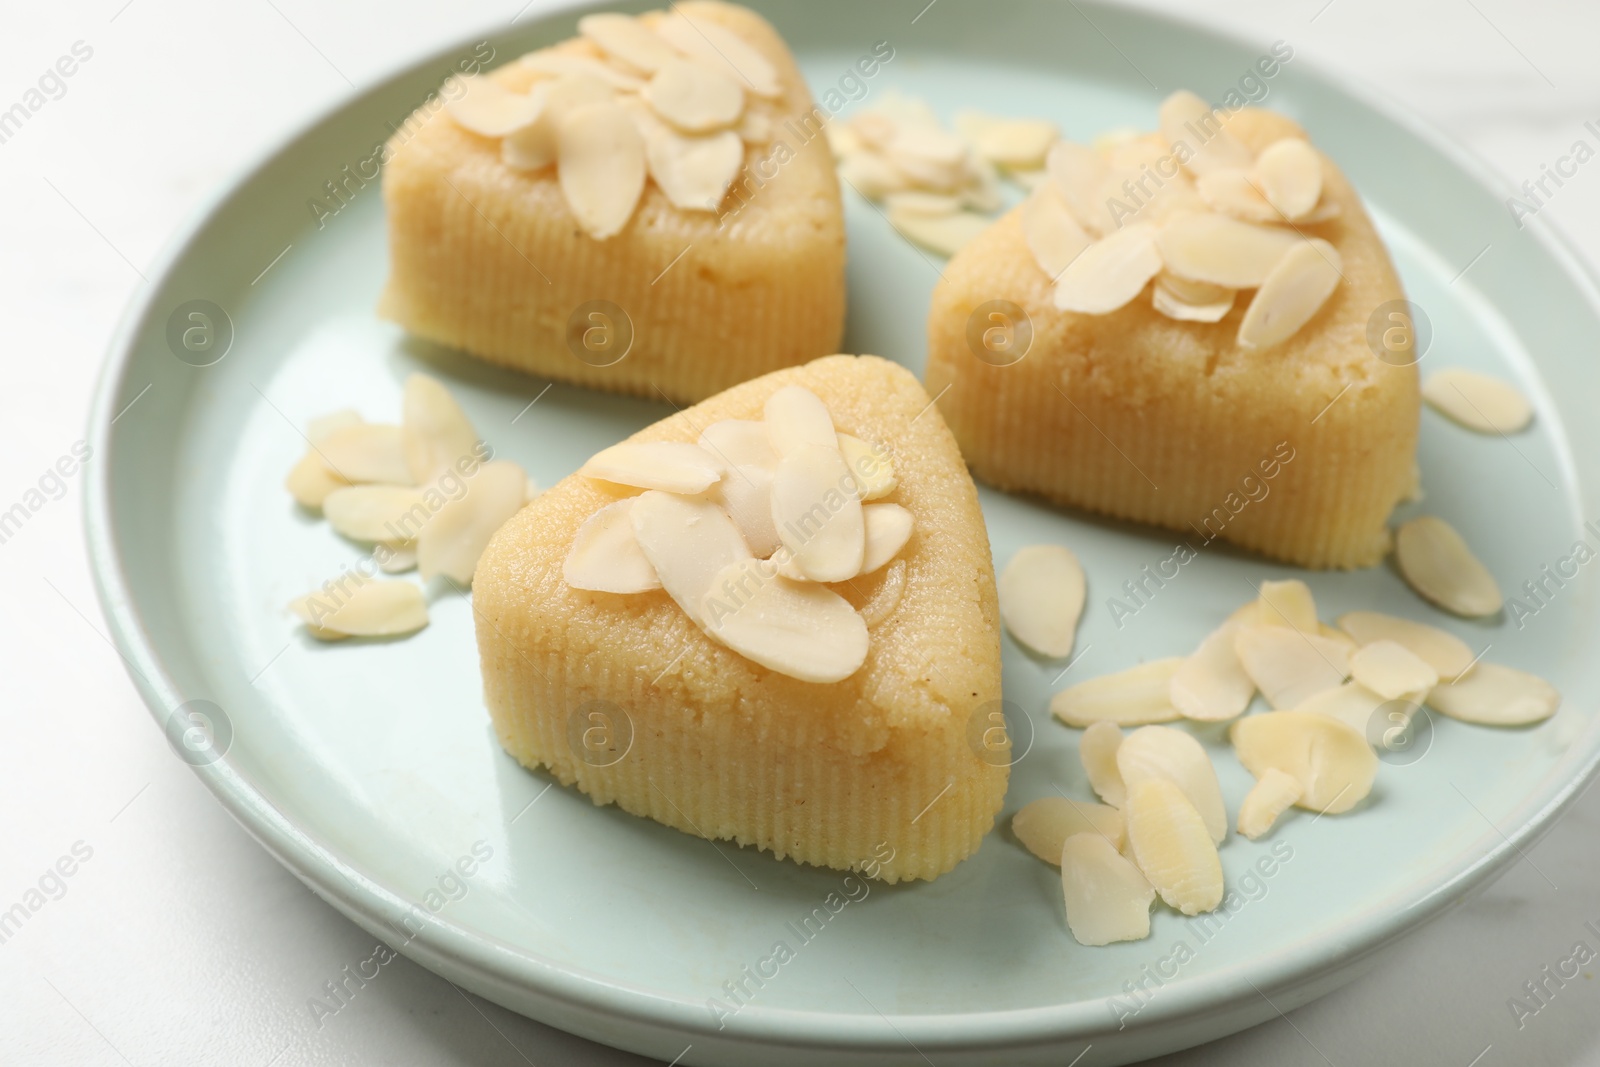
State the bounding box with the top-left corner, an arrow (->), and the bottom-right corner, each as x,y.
557,100 -> 647,240
884,191 -> 964,217
1079,721 -> 1127,808
860,503 -> 913,575
653,12 -> 781,98
1236,768 -> 1303,840
1116,726 -> 1228,843
1230,710 -> 1377,814
644,57 -> 744,133
417,461 -> 528,584
888,207 -> 990,257
1170,620 -> 1254,722
1233,625 -> 1350,710
709,463 -> 780,558
323,485 -> 428,543
1194,168 -> 1281,224
1394,515 -> 1503,618
698,419 -> 779,471
1427,662 -> 1560,726
770,445 -> 866,582
579,440 -> 723,494
1295,680 -> 1388,736
998,544 -> 1086,659
1254,138 -> 1323,220
1021,185 -> 1092,280
564,497 -> 662,593
1124,777 -> 1223,916
1256,578 -> 1318,633
1155,211 -> 1301,289
377,541 -> 418,574
738,109 -> 773,143
1349,640 -> 1439,700
629,490 -> 752,627
699,558 -> 868,683
1045,140 -> 1111,234
285,450 -> 350,509
1337,611 -> 1476,681
1151,272 -> 1235,322
577,12 -> 680,74
953,110 -> 1059,169
858,559 -> 907,628
318,423 -> 411,486
1053,223 -> 1162,315
503,74 -> 614,172
445,74 -> 543,137
401,374 -> 480,484
1012,797 -> 1126,862
1060,833 -> 1155,946
520,51 -> 644,90
1157,90 -> 1253,177
1422,368 -> 1533,434
764,385 -> 837,458
1052,658 -> 1185,727
838,150 -> 910,199
291,579 -> 428,640
640,118 -> 743,212
837,433 -> 896,500
1237,238 -> 1343,351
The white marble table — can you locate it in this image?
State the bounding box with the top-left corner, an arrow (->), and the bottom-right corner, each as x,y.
3,0 -> 1597,1062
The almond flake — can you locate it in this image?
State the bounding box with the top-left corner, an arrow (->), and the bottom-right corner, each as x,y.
739,109 -> 773,143
1052,658 -> 1185,727
503,74 -> 613,172
1151,272 -> 1235,322
1295,680 -> 1388,736
401,373 -> 479,483
1008,167 -> 1048,190
1170,620 -> 1254,722
1157,90 -> 1253,177
1021,184 -> 1093,280
699,558 -> 868,683
323,485 -> 428,543
377,541 -> 418,574
1236,768 -> 1303,840
1124,777 -> 1223,916
445,75 -> 543,137
1080,721 -> 1127,808
307,409 -> 362,443
998,544 -> 1086,659
1427,662 -> 1560,726
1422,368 -> 1533,434
1230,710 -> 1377,814
770,444 -> 866,582
1155,211 -> 1302,289
825,122 -> 863,157
640,119 -> 743,212
699,419 -> 779,471
285,451 -> 349,509
1256,578 -> 1318,632
579,440 -> 723,494
1053,223 -> 1161,315
858,559 -> 907,628
653,12 -> 780,98
1060,834 -> 1155,946
558,100 -> 647,240
1337,611 -> 1476,681
888,207 -> 990,257
837,150 -> 910,199
1012,797 -> 1126,862
291,579 -> 428,639
1116,726 -> 1228,843
1254,138 -> 1323,220
1395,515 -> 1503,618
563,497 -> 662,593
1237,238 -> 1343,351
888,124 -> 969,168
764,385 -> 837,458
417,461 -> 528,584
860,503 -> 913,575
1318,623 -> 1357,652
318,423 -> 411,485
884,191 -> 963,217
644,57 -> 744,133
708,463 -> 780,558
1194,168 -> 1281,223
953,110 -> 1059,169
837,433 -> 896,500
520,51 -> 644,90
629,490 -> 752,627
1349,640 -> 1439,700
577,13 -> 679,74
1045,140 -> 1112,234
1233,625 -> 1350,710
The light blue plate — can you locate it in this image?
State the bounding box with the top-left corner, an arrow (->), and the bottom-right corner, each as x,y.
86,2 -> 1600,1064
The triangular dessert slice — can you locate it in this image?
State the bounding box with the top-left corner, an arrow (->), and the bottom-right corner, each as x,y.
380,2 -> 845,404
474,355 -> 1006,882
925,98 -> 1419,568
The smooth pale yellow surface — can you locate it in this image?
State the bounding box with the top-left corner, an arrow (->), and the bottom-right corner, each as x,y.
474,355 -> 1005,882
925,110 -> 1420,569
379,2 -> 846,404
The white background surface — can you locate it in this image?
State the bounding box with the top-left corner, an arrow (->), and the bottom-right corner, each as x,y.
3,0 -> 1598,1063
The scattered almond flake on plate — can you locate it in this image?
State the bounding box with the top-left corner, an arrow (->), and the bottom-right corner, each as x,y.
1021,185 -> 1093,281
764,385 -> 837,458
558,99 -> 648,240
291,579 -> 428,640
1294,680 -> 1387,737
1194,168 -> 1281,224
285,450 -> 351,510
644,57 -> 744,133
1317,623 -> 1358,652
417,461 -> 529,584
1237,238 -> 1343,350
1115,726 -> 1228,843
698,558 -> 869,683
307,409 -> 362,444
998,544 -> 1086,659
837,150 -> 909,199
770,444 -> 866,582
708,463 -> 781,558
1421,368 -> 1534,434
1151,272 -> 1234,322
888,207 -> 991,258
1157,90 -> 1253,177
564,497 -> 662,593
953,109 -> 1059,169
445,74 -> 544,137
699,419 -> 779,471
1337,610 -> 1476,681
1008,167 -> 1047,190
579,440 -> 723,494
401,373 -> 480,484
1155,211 -> 1301,289
860,503 -> 913,575
857,559 -> 907,628
1236,768 -> 1303,840
1170,619 -> 1254,722
1045,140 -> 1112,234
1124,777 -> 1223,916
1053,223 -> 1162,314
577,12 -> 680,74
1254,137 -> 1323,220
1052,658 -> 1185,727
1061,834 -> 1155,946
322,485 -> 428,543
652,12 -> 781,99
1233,625 -> 1350,710
1394,515 -> 1503,618
377,541 -> 418,575
1079,721 -> 1127,808
1230,710 -> 1377,814
1012,797 -> 1126,862
883,191 -> 963,217
1255,578 -> 1318,633
836,433 -> 896,500
520,51 -> 644,91
1349,640 -> 1439,700
318,423 -> 412,486
1427,662 -> 1560,726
